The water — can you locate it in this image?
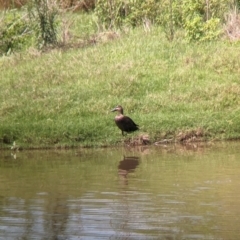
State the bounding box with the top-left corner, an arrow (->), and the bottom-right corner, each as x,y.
0,142 -> 240,239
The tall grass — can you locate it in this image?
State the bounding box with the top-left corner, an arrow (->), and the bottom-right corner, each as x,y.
1,24 -> 240,148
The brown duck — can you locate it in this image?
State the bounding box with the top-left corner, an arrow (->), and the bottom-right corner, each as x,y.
111,105 -> 139,136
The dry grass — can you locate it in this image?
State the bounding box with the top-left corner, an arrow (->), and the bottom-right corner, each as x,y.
0,0 -> 95,11
224,7 -> 240,41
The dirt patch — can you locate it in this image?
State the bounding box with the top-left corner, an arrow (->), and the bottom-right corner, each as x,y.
176,128 -> 205,143
124,128 -> 207,147
124,134 -> 151,146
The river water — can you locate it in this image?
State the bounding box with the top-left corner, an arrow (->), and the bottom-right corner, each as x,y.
0,142 -> 240,239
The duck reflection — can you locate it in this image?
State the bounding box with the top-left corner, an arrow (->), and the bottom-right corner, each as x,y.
118,156 -> 140,180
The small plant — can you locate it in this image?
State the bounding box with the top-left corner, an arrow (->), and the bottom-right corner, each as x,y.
28,0 -> 59,47
182,0 -> 224,41
0,9 -> 32,55
202,17 -> 222,41
94,0 -> 162,29
94,0 -> 126,29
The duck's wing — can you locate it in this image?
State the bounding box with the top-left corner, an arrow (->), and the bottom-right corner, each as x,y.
121,116 -> 139,131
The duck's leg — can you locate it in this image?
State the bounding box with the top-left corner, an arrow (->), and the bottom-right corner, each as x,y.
122,131 -> 127,136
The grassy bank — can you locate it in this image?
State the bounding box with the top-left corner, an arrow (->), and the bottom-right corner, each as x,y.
1,21 -> 240,149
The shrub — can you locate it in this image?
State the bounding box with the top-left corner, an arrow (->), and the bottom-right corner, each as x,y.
94,0 -> 162,29
0,9 -> 32,55
182,0 -> 224,41
0,0 -> 60,55
202,17 -> 222,41
28,0 -> 59,47
95,0 -> 233,41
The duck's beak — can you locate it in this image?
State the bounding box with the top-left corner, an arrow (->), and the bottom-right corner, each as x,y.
111,107 -> 117,112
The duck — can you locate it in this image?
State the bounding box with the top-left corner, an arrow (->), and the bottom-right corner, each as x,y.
111,105 -> 139,136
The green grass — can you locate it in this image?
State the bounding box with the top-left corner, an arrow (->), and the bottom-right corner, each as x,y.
1,16 -> 240,148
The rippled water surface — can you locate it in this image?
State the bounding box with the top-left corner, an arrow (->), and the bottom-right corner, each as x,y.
0,142 -> 240,239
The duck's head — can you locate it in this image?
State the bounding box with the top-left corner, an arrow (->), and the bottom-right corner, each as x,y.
111,105 -> 123,114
